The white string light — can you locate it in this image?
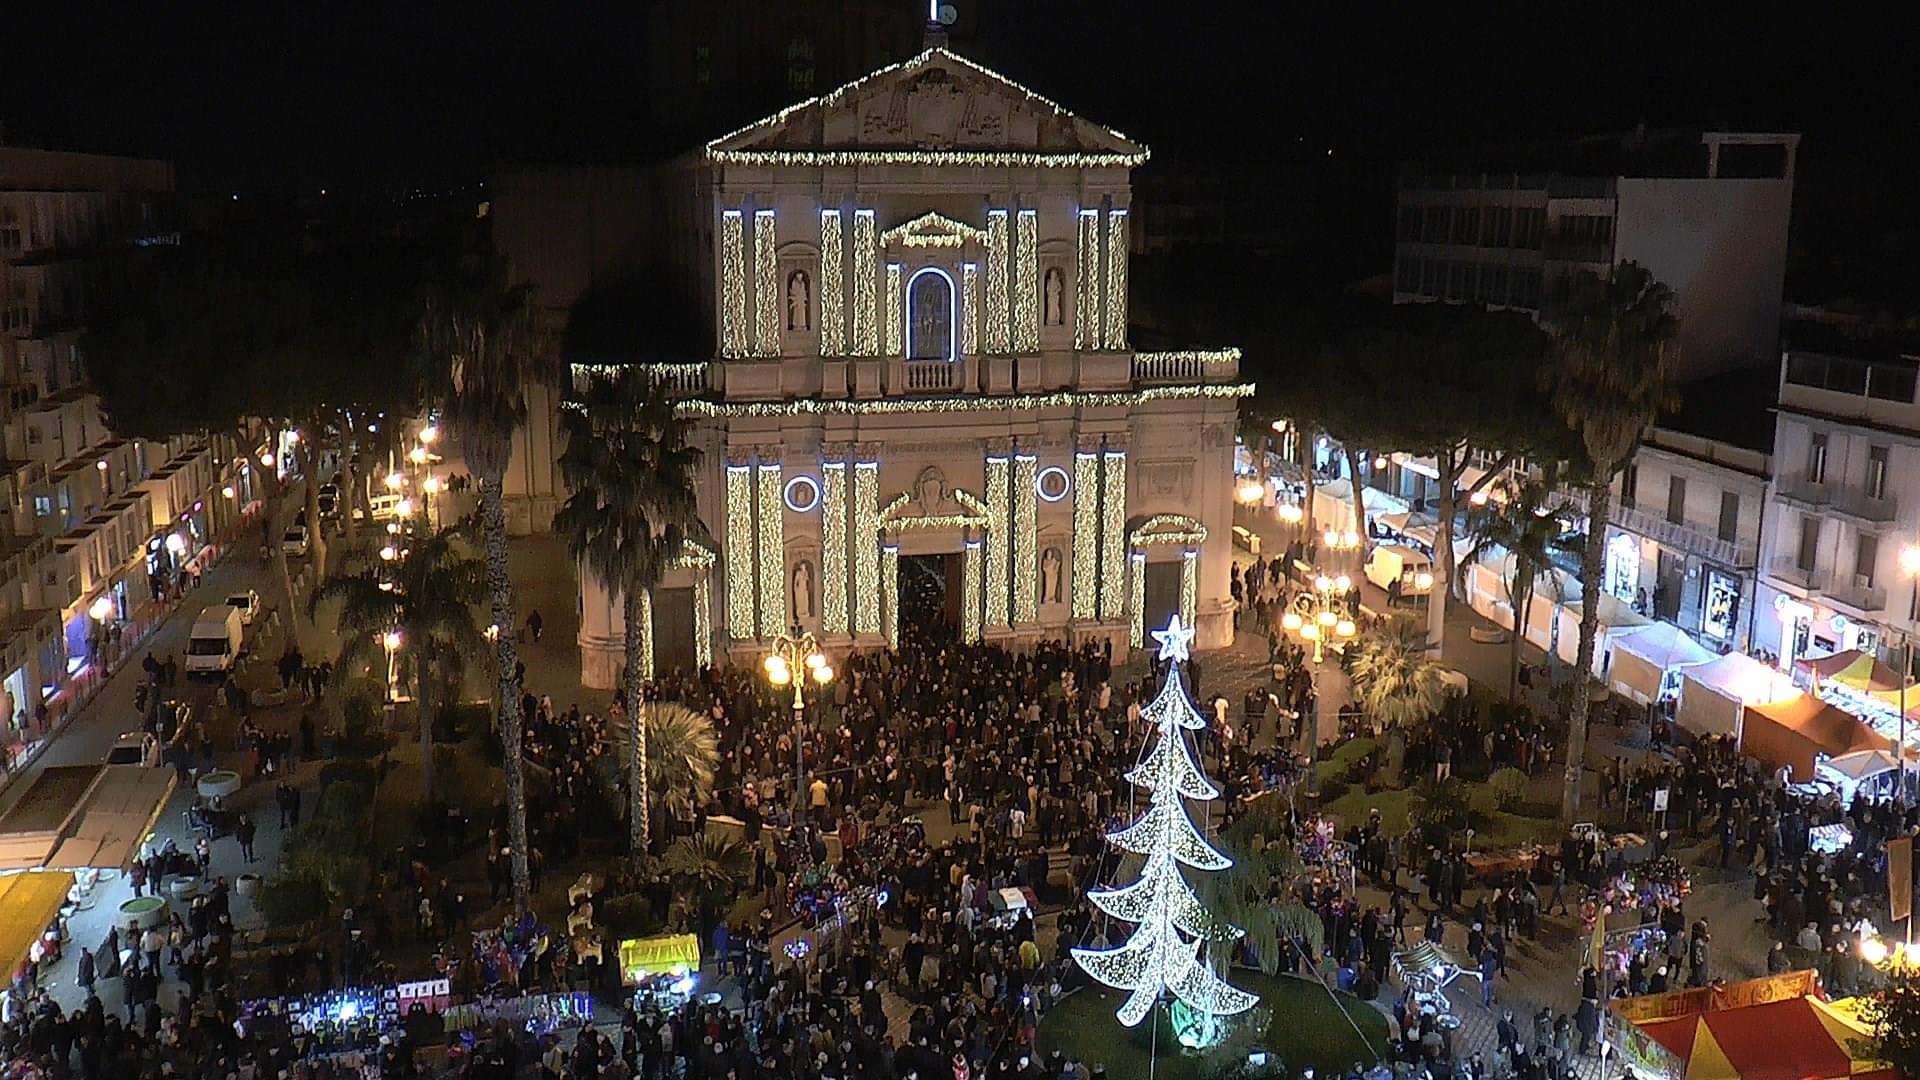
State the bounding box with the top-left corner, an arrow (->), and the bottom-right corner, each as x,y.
962,539 -> 983,643
756,464 -> 785,637
1075,209 -> 1100,350
1072,452 -> 1100,620
1014,209 -> 1039,351
961,262 -> 979,356
635,586 -> 655,679
725,465 -> 755,638
692,573 -> 711,668
885,262 -> 904,357
1131,513 -> 1209,548
1099,450 -> 1128,621
985,456 -> 1010,628
880,211 -> 989,248
1013,454 -> 1038,623
754,209 -> 779,356
852,210 -> 878,355
671,383 -> 1253,420
821,462 -> 848,633
1181,548 -> 1199,629
853,462 -> 880,634
711,149 -> 1147,168
1104,208 -> 1130,349
819,209 -> 845,356
721,210 -> 746,357
1129,552 -> 1148,648
984,210 -> 1009,353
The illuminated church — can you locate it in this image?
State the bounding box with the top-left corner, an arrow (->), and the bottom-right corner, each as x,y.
499,47 -> 1248,687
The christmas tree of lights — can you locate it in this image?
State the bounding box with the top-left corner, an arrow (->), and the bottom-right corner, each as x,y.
1073,614 -> 1259,1028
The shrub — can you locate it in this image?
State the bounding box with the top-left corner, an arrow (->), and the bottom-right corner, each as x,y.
319,759 -> 380,792
1488,767 -> 1529,812
1408,776 -> 1471,835
1316,778 -> 1350,804
438,701 -> 492,742
255,873 -> 330,925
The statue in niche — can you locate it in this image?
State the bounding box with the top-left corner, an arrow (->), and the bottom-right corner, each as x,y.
791,559 -> 815,622
914,467 -> 948,515
1043,267 -> 1065,326
786,269 -> 812,332
1040,546 -> 1063,604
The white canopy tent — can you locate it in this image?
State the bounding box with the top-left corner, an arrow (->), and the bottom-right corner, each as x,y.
1676,651 -> 1798,741
1608,622 -> 1716,705
1464,559 -> 1647,678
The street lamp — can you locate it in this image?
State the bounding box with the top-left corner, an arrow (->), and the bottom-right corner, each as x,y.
88,595 -> 115,622
385,471 -> 406,491
763,631 -> 834,822
1277,503 -> 1303,527
1236,480 -> 1264,505
419,425 -> 439,445
1899,544 -> 1920,806
1281,573 -> 1357,663
407,446 -> 429,465
382,630 -> 402,703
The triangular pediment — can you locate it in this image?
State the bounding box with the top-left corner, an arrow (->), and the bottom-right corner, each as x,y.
880,211 -> 987,248
707,48 -> 1147,167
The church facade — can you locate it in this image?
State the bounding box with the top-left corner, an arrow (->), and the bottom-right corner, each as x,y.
570,48 -> 1248,687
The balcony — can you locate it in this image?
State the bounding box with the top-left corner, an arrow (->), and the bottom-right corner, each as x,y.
1774,473 -> 1831,509
1825,575 -> 1889,616
1830,485 -> 1898,526
899,360 -> 961,394
1766,557 -> 1822,593
1131,349 -> 1241,385
1611,504 -> 1757,568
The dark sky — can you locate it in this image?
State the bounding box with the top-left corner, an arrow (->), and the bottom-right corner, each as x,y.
8,2 -> 1911,192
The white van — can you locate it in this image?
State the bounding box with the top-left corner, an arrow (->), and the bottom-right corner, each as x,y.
1364,543 -> 1436,597
183,606 -> 246,676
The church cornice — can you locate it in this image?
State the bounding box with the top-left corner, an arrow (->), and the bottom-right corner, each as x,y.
669,383 -> 1252,419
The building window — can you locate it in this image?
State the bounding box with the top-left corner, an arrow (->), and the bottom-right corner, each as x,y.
1511,271 -> 1542,308
906,267 -> 955,361
1445,262 -> 1473,301
1808,433 -> 1827,483
1396,206 -> 1422,242
1718,491 -> 1739,544
1620,464 -> 1637,509
1868,445 -> 1889,499
1421,207 -> 1449,243
1451,207 -> 1480,245
1395,257 -> 1420,293
1857,532 -> 1879,588
1484,265 -> 1510,305
1796,515 -> 1820,572
1513,207 -> 1545,249
1420,258 -> 1443,296
32,495 -> 50,517
1665,476 -> 1686,525
1484,206 -> 1512,246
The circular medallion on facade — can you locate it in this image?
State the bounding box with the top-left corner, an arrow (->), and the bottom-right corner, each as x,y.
1035,465 -> 1071,503
783,475 -> 822,513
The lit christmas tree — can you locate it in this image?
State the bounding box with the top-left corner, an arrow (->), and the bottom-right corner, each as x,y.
1073,614 -> 1259,1029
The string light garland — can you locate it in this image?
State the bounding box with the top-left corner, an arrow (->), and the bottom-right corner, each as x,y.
985,456 -> 1011,628
1099,450 -> 1128,621
880,211 -> 989,248
1073,614 -> 1257,1028
962,539 -> 984,643
1015,209 -> 1039,351
853,463 -> 880,634
635,587 -> 655,679
756,464 -> 785,638
961,262 -> 979,357
819,209 -> 845,356
1075,209 -> 1100,349
721,210 -> 747,357
711,149 -> 1147,168
754,210 -> 779,356
671,383 -> 1254,419
1131,514 -> 1210,548
1128,553 -> 1147,647
880,543 -> 900,648
885,262 -> 904,356
821,462 -> 848,633
852,210 -> 878,355
985,210 -> 1010,353
1071,452 -> 1100,620
1013,454 -> 1038,623
1104,208 -> 1129,349
1181,548 -> 1199,629
725,465 -> 755,638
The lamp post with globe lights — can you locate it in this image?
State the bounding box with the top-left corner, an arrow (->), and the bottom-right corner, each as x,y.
763,631 -> 834,822
1279,573 -> 1358,664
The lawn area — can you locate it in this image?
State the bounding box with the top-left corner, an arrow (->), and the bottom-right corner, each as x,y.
1037,972 -> 1390,1078
1307,736 -> 1562,850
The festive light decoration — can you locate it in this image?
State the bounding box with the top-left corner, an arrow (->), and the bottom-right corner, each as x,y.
1099,450 -> 1128,621
704,47 -> 1148,165
726,465 -> 755,638
852,210 -> 878,355
821,462 -> 848,634
880,543 -> 900,648
985,210 -> 1010,353
853,462 -> 880,634
1014,209 -> 1039,351
721,210 -> 747,357
1075,209 -> 1101,349
1128,553 -> 1148,647
1181,549 -> 1199,629
1131,349 -> 1241,381
1072,452 -> 1100,620
1036,465 -> 1071,503
671,383 -> 1253,420
962,539 -> 984,643
880,211 -> 988,248
783,475 -> 821,513
756,464 -> 785,638
885,262 -> 904,356
877,488 -> 991,527
754,209 -> 779,356
961,262 -> 979,356
820,210 -> 845,355
985,456 -> 1011,628
1073,614 -> 1257,1028
1104,208 -> 1129,349
1013,454 -> 1038,623
1131,514 -> 1210,548
635,587 -> 655,679
691,573 -> 712,668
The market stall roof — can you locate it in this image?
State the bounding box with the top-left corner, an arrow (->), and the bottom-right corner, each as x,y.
1742,694 -> 1892,782
1682,652 -> 1798,704
1610,622 -> 1717,702
1824,748 -> 1917,782
0,870 -> 74,976
1796,649 -> 1909,692
1639,994 -> 1893,1080
618,933 -> 700,986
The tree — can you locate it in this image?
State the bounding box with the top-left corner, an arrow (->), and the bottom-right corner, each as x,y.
1543,262 -> 1677,822
420,251 -> 551,917
1858,964 -> 1920,1077
554,368 -> 702,856
1350,613 -> 1447,783
309,525 -> 486,799
1463,475 -> 1571,697
1073,617 -> 1258,1032
659,835 -> 753,939
609,703 -> 720,830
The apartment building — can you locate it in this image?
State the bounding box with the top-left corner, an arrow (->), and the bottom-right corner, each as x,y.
0,147 -> 244,742
1393,131 -> 1799,381
1755,330 -> 1920,668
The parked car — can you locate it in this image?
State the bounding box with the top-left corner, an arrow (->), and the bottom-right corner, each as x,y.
317,483 -> 339,515
106,732 -> 148,766
225,589 -> 261,625
282,524 -> 310,557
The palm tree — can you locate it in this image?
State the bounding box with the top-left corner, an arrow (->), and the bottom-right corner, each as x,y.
1464,476 -> 1569,698
659,834 -> 753,938
1543,262 -> 1677,822
309,525 -> 487,798
1351,614 -> 1447,783
607,703 -> 720,829
419,253 -> 550,917
554,368 -> 702,855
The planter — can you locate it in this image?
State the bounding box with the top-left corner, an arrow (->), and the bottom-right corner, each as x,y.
169,876 -> 201,901
118,896 -> 167,931
235,874 -> 262,899
197,770 -> 241,799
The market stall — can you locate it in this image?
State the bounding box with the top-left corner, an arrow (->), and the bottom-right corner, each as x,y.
1742,695 -> 1892,782
1608,622 -> 1715,706
1795,649 -> 1906,693
0,870 -> 74,982
1816,748 -> 1918,803
1676,652 -> 1797,741
1610,977 -> 1894,1080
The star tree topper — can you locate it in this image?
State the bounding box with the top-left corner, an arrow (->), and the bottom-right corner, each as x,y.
1152,612 -> 1196,663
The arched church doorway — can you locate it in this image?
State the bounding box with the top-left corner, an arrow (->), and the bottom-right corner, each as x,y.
898,553 -> 963,644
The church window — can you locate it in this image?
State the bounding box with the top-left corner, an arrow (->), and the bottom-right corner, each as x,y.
906,267 -> 956,362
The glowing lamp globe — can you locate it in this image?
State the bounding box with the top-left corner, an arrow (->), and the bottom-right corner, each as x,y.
1314,575 -> 1331,592
1278,504 -> 1302,524
1334,574 -> 1352,592
419,425 -> 439,444
379,546 -> 397,561
1236,481 -> 1262,503
1343,530 -> 1360,548
395,499 -> 413,517
1281,611 -> 1302,631
221,485 -> 236,499
804,652 -> 826,671
1300,622 -> 1320,641
259,453 -> 275,468
164,533 -> 186,554
762,654 -> 785,675
285,431 -> 300,445
1323,528 -> 1338,547
1373,455 -> 1388,469
423,477 -> 442,494
812,665 -> 834,684
95,459 -> 109,471
1317,609 -> 1337,627
1336,619 -> 1356,638
382,631 -> 402,650
385,472 -> 405,491
89,596 -> 115,622
1415,571 -> 1435,591
1862,937 -> 1890,965
407,446 -> 429,465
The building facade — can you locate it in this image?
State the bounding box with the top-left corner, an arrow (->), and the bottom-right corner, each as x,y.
1755,345 -> 1920,667
550,48 -> 1246,687
1392,132 -> 1799,380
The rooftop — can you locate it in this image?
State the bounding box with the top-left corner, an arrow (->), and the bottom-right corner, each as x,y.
1658,365 -> 1777,454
